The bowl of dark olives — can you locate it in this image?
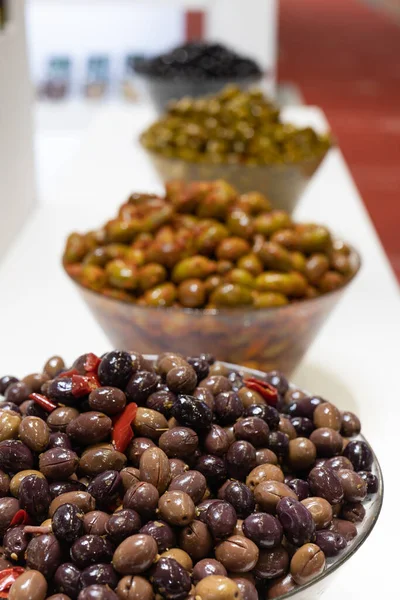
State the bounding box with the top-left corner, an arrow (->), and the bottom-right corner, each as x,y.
0,350 -> 382,600
134,42 -> 263,112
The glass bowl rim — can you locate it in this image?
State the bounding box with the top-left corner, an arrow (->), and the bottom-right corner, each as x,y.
63,242 -> 361,316
143,354 -> 384,600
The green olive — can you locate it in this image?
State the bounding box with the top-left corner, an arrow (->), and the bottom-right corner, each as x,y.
305,253 -> 330,284
253,210 -> 292,236
172,256 -> 217,283
105,260 -> 138,290
204,274 -> 223,294
142,283 -> 177,306
83,248 -> 109,267
317,271 -> 344,293
237,253 -> 264,276
196,221 -> 229,254
63,233 -> 87,264
105,244 -> 131,260
224,268 -> 255,288
125,248 -> 146,267
255,271 -> 308,297
253,292 -> 289,308
294,225 -> 332,253
178,279 -> 207,308
226,210 -> 254,238
210,283 -> 253,307
255,241 -> 293,272
330,252 -> 352,275
106,219 -> 141,243
216,237 -> 251,261
138,263 -> 167,291
290,251 -> 307,273
81,265 -> 107,291
235,191 -> 272,214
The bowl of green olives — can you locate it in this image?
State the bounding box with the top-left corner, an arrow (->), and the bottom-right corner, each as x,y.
141,85 -> 332,213
63,180 -> 360,375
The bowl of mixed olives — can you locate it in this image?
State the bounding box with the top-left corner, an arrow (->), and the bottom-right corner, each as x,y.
63,180 -> 360,375
141,86 -> 332,212
134,42 -> 263,112
0,350 -> 382,600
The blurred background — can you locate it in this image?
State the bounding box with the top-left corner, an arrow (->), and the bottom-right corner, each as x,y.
1,0 -> 399,278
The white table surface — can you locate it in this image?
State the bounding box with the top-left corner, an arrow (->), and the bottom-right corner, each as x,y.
0,105 -> 398,597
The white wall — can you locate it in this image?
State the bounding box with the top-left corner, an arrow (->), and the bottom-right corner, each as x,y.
26,0 -> 185,90
0,0 -> 36,259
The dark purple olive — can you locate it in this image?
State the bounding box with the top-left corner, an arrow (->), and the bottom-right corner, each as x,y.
171,395 -> 212,432
203,424 -> 230,456
234,417 -> 269,447
286,478 -> 310,501
0,440 -> 34,473
54,562 -> 82,599
343,440 -> 373,471
192,558 -> 227,583
26,533 -> 62,577
3,525 -> 30,561
89,387 -> 127,416
128,437 -> 156,467
358,471 -> 379,494
226,440 -> 256,480
308,466 -> 344,504
49,480 -> 87,499
19,474 -> 51,519
151,557 -> 191,600
39,448 -> 79,480
0,375 -> 19,395
71,535 -> 114,568
213,391 -> 243,425
0,497 -> 20,535
4,381 -> 31,405
197,499 -> 222,524
169,470 -> 207,504
0,401 -> 21,414
233,577 -> 259,600
52,503 -> 85,543
195,455 -> 227,488
81,563 -> 119,589
315,530 -> 347,557
276,497 -> 315,546
224,480 -> 255,518
267,431 -> 289,457
242,513 -> 283,549
106,509 -> 142,545
243,404 -> 280,431
23,400 -> 47,420
206,501 -> 237,540
78,584 -> 118,600
87,471 -> 122,508
48,432 -> 73,450
48,377 -> 76,405
186,357 -> 210,382
290,416 -> 315,437
341,502 -> 366,523
146,390 -> 176,418
98,351 -> 133,388
139,520 -> 176,552
125,371 -> 160,404
287,396 -> 326,419
123,482 -> 159,520
262,371 -> 288,396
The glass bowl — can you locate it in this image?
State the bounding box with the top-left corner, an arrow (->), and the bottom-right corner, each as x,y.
146,355 -> 383,600
136,73 -> 262,113
144,148 -> 330,214
64,246 -> 360,376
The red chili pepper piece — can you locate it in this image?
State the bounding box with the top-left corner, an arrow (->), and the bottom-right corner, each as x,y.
83,353 -> 101,373
243,377 -> 278,407
71,374 -> 100,398
58,368 -> 79,378
0,567 -> 24,594
29,393 -> 57,413
10,509 -> 30,527
112,403 -> 138,453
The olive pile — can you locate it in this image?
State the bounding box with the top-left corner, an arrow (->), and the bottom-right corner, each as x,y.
140,86 -> 331,165
134,42 -> 261,80
0,350 -> 379,600
63,180 -> 356,309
